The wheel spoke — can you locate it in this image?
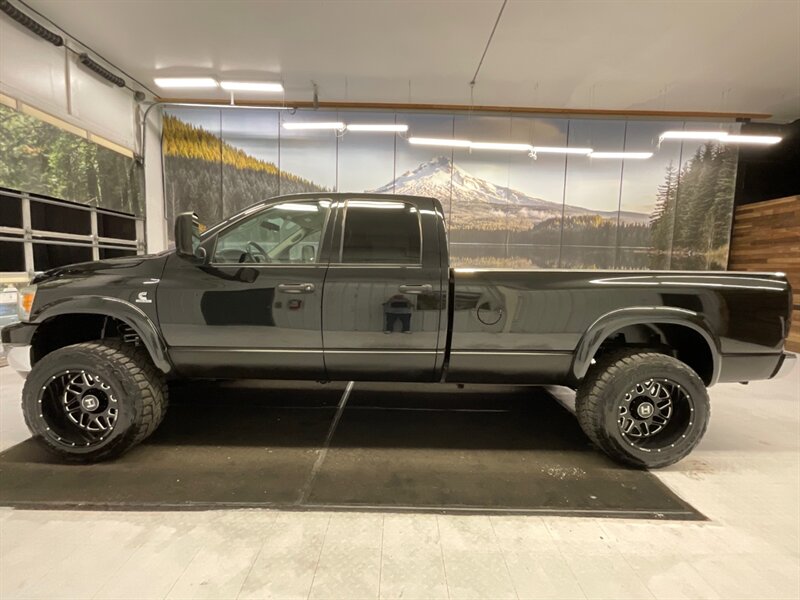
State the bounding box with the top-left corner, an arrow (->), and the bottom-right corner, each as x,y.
41,369 -> 118,446
618,376 -> 692,447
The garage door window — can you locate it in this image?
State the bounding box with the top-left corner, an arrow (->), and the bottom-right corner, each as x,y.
341,201 -> 421,264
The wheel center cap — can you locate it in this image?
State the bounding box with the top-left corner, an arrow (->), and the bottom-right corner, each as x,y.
81,395 -> 100,411
637,402 -> 654,418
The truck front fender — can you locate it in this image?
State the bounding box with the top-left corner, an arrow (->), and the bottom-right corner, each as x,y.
570,306 -> 721,385
33,295 -> 172,374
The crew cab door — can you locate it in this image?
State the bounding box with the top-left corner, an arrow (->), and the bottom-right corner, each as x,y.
156,198 -> 332,379
321,197 -> 446,381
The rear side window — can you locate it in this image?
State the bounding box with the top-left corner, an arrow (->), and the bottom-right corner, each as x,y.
341,201 -> 421,264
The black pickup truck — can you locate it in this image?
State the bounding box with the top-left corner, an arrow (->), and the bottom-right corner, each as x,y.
2,193 -> 795,468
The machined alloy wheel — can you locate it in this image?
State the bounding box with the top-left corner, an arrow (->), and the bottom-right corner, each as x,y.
617,377 -> 695,453
38,370 -> 120,448
576,351 -> 710,468
22,340 -> 167,462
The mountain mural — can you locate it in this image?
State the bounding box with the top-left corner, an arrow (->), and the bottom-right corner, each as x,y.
371,156 -> 649,231
159,111 -> 734,271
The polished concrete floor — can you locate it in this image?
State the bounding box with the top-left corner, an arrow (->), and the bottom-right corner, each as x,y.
0,362 -> 798,599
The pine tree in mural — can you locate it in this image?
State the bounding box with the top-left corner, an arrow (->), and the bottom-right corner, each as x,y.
649,143 -> 737,269
649,162 -> 678,269
162,115 -> 327,228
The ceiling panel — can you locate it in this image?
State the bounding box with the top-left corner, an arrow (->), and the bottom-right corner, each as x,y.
20,0 -> 800,121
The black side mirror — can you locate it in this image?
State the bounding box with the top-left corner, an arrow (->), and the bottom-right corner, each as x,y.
175,212 -> 204,260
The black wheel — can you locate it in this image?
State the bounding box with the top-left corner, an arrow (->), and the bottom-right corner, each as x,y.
576,350 -> 710,468
21,340 -> 167,462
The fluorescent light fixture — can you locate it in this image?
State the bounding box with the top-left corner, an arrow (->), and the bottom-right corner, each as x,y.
346,123 -> 409,132
154,77 -> 218,89
659,131 -> 729,141
720,134 -> 781,145
590,151 -> 653,159
220,81 -> 284,93
470,141 -> 532,152
274,203 -> 318,212
659,131 -> 782,145
532,146 -> 593,155
660,130 -> 729,141
409,137 -> 472,148
348,201 -> 406,209
282,122 -> 345,130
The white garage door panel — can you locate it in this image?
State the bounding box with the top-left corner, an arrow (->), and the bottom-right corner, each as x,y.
68,53 -> 135,149
0,20 -> 68,113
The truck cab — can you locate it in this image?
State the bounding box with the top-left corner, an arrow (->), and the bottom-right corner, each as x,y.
158,194 -> 449,381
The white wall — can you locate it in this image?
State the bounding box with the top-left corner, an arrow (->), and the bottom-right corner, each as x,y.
0,16 -> 167,252
143,108 -> 167,253
0,18 -> 138,151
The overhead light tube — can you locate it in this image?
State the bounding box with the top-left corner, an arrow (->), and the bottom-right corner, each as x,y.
220,81 -> 284,92
469,142 -> 532,151
154,77 -> 219,89
532,146 -> 593,155
346,124 -> 409,132
720,134 -> 781,145
408,137 -> 472,148
590,151 -> 653,159
659,131 -> 729,141
282,122 -> 345,130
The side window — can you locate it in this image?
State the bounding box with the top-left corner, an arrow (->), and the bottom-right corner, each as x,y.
213,200 -> 330,264
341,201 -> 421,264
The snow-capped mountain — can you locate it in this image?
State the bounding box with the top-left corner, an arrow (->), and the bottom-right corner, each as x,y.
371,156 -> 649,225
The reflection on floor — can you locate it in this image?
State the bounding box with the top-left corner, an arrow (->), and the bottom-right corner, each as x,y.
0,363 -> 798,599
0,381 -> 699,518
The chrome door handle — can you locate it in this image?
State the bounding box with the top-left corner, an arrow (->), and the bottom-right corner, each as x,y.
277,283 -> 315,294
399,284 -> 433,294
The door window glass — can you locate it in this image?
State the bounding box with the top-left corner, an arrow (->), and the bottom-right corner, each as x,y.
213,200 -> 330,264
341,201 -> 421,264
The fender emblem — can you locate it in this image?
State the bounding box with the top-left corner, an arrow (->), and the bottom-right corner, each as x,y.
135,291 -> 153,304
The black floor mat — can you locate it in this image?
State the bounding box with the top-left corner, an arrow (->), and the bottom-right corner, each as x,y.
0,381 -> 703,519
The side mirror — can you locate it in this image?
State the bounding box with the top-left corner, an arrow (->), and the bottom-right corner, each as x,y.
175,212 -> 203,260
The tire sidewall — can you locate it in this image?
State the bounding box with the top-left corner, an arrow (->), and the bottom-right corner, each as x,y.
596,356 -> 710,468
22,345 -> 144,459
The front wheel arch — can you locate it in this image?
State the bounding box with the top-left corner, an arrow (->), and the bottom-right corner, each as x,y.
30,297 -> 172,374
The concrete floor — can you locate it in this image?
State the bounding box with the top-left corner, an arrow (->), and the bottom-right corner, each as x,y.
0,362 -> 798,600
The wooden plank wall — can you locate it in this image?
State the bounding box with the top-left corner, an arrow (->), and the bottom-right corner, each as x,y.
729,195 -> 800,352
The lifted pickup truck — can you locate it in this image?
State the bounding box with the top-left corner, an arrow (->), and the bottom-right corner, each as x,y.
2,193 -> 795,468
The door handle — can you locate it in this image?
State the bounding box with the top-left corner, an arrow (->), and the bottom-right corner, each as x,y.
277,283 -> 316,294
399,284 -> 433,294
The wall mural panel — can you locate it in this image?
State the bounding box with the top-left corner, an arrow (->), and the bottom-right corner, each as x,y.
162,107 -> 739,270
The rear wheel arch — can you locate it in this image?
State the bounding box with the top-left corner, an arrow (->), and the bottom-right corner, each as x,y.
572,309 -> 720,386
30,298 -> 171,374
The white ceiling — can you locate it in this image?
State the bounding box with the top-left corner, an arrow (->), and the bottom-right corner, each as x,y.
23,0 -> 800,121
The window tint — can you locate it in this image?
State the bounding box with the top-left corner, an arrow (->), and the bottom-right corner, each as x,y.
213,201 -> 330,264
341,201 -> 421,264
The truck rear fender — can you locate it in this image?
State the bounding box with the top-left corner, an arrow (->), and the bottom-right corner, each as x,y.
31,296 -> 172,374
571,306 -> 721,386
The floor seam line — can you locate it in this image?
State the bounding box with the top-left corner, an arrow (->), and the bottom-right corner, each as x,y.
306,514 -> 332,600
542,519 -> 590,600
234,525 -> 269,600
162,545 -> 202,600
296,381 -> 354,506
488,515 -> 520,600
377,514 -> 385,599
435,516 -> 451,600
